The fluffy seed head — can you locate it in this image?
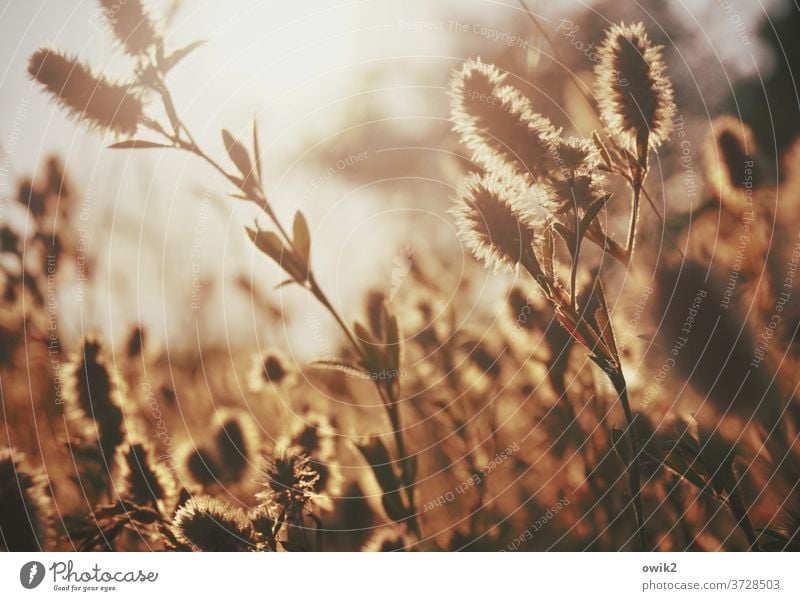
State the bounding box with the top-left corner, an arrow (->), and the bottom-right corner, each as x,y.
63,337 -> 125,459
703,115 -> 762,210
0,448 -> 52,551
28,48 -> 143,135
595,22 -> 674,149
280,412 -> 342,509
115,440 -> 175,508
450,58 -> 559,181
257,449 -> 319,515
248,349 -> 296,391
553,137 -> 597,173
452,172 -> 540,272
171,496 -> 256,551
213,410 -> 260,483
98,0 -> 159,56
545,171 -> 607,215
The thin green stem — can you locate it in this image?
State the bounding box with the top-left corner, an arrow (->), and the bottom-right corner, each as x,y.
569,178 -> 580,310
608,369 -> 647,552
150,67 -> 419,537
626,178 -> 642,256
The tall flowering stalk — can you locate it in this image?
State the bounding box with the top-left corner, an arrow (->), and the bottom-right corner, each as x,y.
28,49 -> 144,136
28,0 -> 419,538
594,22 -> 675,256
449,18 -> 676,551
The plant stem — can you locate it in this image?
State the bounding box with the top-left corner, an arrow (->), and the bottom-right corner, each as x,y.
608,368 -> 647,551
152,75 -> 419,536
626,179 -> 641,256
569,178 -> 580,310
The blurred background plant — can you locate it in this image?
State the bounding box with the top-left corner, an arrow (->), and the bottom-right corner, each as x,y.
2,0 -> 800,551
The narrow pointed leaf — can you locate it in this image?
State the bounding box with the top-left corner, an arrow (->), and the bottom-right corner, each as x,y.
109,140 -> 172,150
222,130 -> 253,182
292,211 -> 311,266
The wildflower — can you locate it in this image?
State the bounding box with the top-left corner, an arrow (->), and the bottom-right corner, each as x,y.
595,22 -> 674,150
213,410 -> 260,483
545,171 -> 607,215
257,449 -> 319,515
171,496 -> 256,551
278,412 -> 342,510
0,448 -> 52,551
449,58 -> 559,180
553,136 -> 596,173
98,0 -> 160,57
361,525 -> 414,551
63,337 -> 125,459
452,172 -> 541,273
115,440 -> 175,508
248,349 -> 296,391
28,48 -> 144,135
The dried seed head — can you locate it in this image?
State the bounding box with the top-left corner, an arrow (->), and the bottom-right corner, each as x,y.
213,410 -> 260,483
545,171 -> 607,215
181,445 -> 221,488
63,337 -> 125,459
703,115 -> 761,210
171,496 -> 256,552
257,448 -> 319,515
280,412 -> 342,509
0,448 -> 52,551
452,172 -> 540,273
98,0 -> 159,56
28,48 -> 144,135
362,525 -> 414,551
595,22 -> 674,149
248,349 -> 296,391
450,58 -> 559,181
553,137 -> 597,173
115,440 -> 175,508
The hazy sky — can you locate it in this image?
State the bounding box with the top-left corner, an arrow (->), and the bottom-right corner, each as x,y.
0,0 -> 786,355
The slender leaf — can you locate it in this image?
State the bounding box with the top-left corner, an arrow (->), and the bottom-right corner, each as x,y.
161,40 -> 207,73
292,211 -> 311,266
109,140 -> 172,150
222,129 -> 253,182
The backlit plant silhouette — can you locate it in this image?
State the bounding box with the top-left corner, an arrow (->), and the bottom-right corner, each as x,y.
3,0 -> 799,552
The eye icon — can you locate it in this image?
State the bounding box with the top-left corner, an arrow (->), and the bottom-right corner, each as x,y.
20,561 -> 46,589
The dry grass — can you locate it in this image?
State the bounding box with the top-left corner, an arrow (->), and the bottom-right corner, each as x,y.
2,0 -> 800,552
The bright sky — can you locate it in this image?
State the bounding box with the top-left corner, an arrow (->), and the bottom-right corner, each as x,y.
0,0 -> 784,356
